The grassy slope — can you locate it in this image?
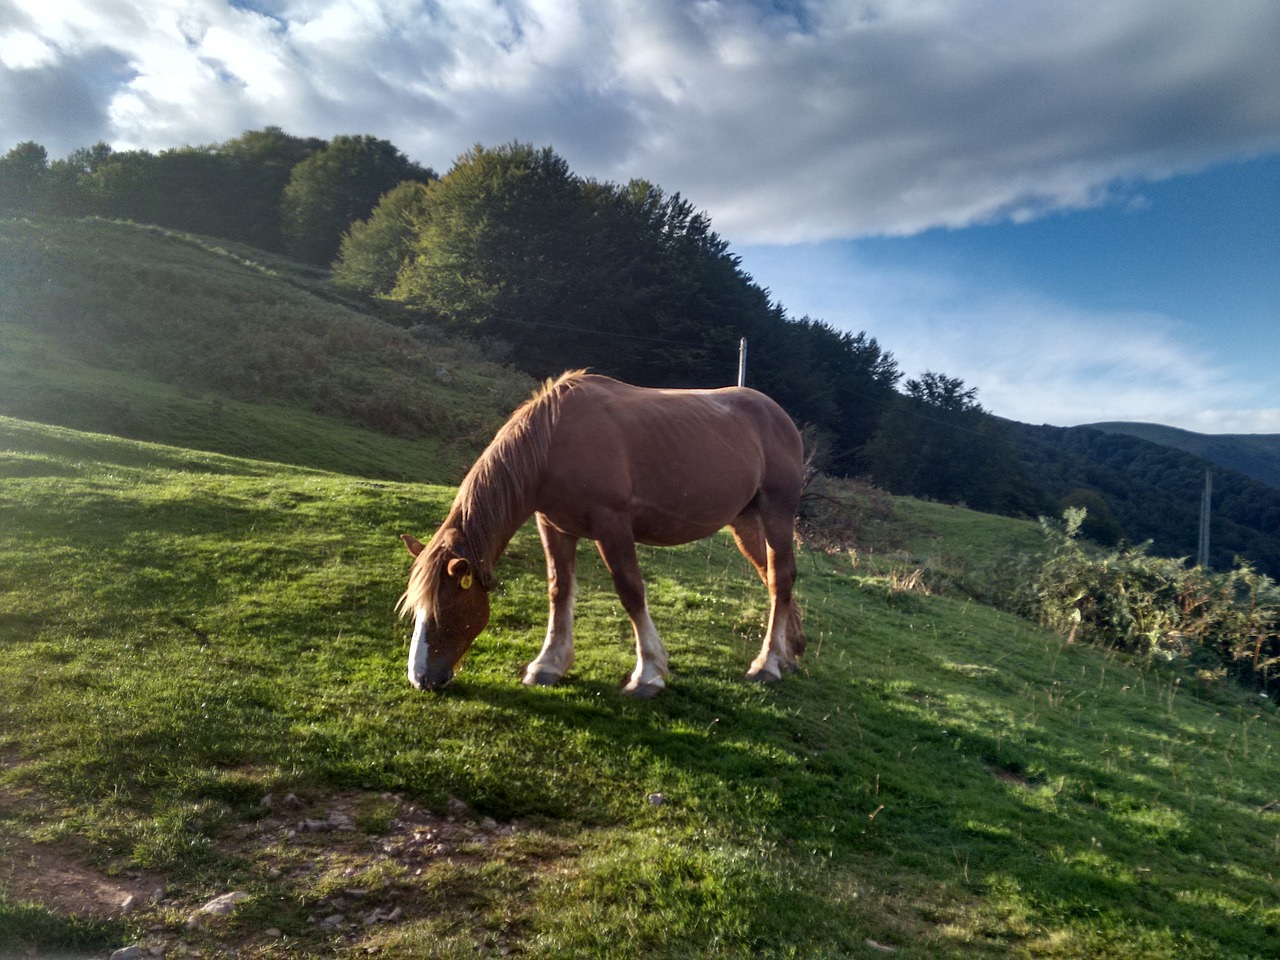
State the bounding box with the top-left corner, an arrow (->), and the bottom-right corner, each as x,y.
4,216 -> 1280,957
3,418 -> 1280,959
0,216 -> 532,482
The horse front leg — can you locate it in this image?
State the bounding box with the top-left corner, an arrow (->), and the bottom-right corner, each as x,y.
524,514 -> 578,686
594,529 -> 668,698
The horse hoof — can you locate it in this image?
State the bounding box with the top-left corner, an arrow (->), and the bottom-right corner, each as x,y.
745,667 -> 782,684
523,670 -> 561,687
623,681 -> 664,699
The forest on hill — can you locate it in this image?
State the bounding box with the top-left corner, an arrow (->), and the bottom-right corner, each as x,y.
1087,421 -> 1280,491
4,128 -> 1279,576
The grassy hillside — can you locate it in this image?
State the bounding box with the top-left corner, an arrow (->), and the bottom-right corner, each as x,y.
4,417 -> 1280,959
0,216 -> 532,481
1088,422 -> 1280,492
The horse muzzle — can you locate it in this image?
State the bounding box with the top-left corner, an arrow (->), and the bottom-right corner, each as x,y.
409,664 -> 454,691
407,613 -> 454,691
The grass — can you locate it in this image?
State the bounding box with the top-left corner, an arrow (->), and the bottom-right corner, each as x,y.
4,416 -> 1280,958
0,215 -> 533,482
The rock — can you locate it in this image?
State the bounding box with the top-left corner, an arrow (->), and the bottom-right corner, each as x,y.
327,809 -> 357,831
109,947 -> 147,960
446,797 -> 469,817
321,913 -> 345,927
265,928 -> 283,939
200,891 -> 250,916
120,894 -> 139,914
646,792 -> 665,806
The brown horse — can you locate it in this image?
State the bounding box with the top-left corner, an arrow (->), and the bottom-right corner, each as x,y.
399,370 -> 805,696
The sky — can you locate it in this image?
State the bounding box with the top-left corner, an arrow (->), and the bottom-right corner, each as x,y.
2,0 -> 1278,433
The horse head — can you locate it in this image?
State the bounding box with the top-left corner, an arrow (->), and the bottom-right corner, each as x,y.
400,534 -> 491,691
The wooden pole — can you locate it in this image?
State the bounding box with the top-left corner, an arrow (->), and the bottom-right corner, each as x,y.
1198,466 -> 1212,568
737,338 -> 747,387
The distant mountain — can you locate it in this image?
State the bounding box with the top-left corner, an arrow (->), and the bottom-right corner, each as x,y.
1085,422 -> 1280,491
1011,422 -> 1280,579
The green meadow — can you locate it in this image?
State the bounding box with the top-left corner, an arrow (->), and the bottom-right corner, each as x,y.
3,217 -> 1279,958
3,416 -> 1279,958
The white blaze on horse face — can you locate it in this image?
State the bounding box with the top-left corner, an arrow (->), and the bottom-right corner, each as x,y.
408,610 -> 430,689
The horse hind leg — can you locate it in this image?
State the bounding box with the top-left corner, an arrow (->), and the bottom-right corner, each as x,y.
524,514 -> 578,687
731,509 -> 803,682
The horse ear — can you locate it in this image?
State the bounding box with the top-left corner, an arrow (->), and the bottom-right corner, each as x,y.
446,557 -> 477,590
401,534 -> 425,557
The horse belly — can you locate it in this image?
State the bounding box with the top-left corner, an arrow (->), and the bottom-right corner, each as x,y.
627,471 -> 761,545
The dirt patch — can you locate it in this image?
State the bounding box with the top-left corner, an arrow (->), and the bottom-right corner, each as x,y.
0,833 -> 163,918
2,787 -> 576,958
988,766 -> 1033,788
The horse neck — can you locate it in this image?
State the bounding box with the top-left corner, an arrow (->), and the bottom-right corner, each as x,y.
446,494 -> 530,577
445,430 -> 545,581
444,375 -> 570,578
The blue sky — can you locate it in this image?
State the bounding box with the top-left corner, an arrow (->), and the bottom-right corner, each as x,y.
2,0 -> 1278,432
737,155 -> 1280,431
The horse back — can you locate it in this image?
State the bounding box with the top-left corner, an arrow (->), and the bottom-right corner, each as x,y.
535,376 -> 802,542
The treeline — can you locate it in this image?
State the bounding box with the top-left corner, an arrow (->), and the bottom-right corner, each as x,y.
1,132 -> 1028,494
0,128 -> 431,265
5,129 -> 1280,576
331,141 -> 1044,502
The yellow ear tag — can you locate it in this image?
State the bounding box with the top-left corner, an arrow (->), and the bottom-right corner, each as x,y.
459,573 -> 474,590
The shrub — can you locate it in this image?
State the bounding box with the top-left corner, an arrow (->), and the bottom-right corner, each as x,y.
1021,508 -> 1280,691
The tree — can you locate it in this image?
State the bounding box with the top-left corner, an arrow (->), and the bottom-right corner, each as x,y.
216,127 -> 325,250
764,319 -> 900,474
333,180 -> 431,296
0,141 -> 49,214
864,371 -> 1025,511
280,135 -> 433,266
905,371 -> 980,411
390,142 -> 597,367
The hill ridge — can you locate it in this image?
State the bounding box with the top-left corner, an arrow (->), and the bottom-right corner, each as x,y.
1085,420 -> 1280,490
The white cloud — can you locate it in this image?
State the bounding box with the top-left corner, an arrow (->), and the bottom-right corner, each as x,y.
0,30 -> 58,69
3,0 -> 1278,240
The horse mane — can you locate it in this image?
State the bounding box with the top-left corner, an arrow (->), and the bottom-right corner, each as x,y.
398,370 -> 588,618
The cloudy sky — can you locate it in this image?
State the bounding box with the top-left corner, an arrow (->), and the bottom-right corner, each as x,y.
3,0 -> 1278,432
